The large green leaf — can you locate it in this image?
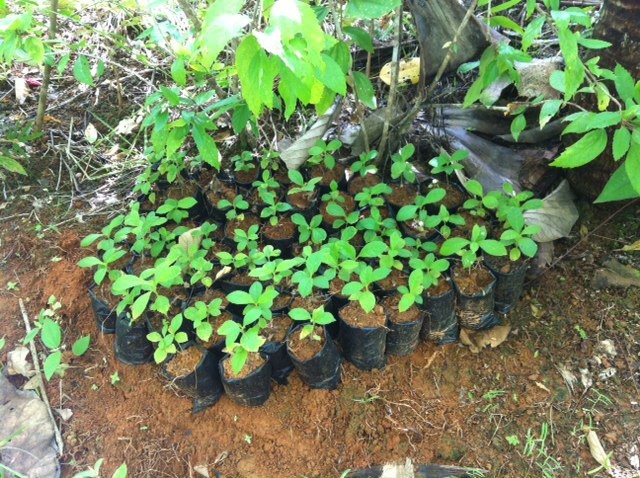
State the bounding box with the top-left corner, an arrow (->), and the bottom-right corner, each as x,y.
43,351 -> 62,380
196,0 -> 249,68
624,141 -> 640,195
346,0 -> 401,19
191,123 -> 220,169
594,163 -> 640,203
41,318 -> 62,349
550,129 -> 608,168
0,156 -> 26,175
352,71 -> 376,109
73,55 -> 94,86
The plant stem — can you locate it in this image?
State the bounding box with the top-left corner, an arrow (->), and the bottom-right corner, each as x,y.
377,4 -> 403,169
329,0 -> 370,152
34,0 -> 59,133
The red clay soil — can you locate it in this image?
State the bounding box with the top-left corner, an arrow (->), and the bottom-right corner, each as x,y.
1,208 -> 640,478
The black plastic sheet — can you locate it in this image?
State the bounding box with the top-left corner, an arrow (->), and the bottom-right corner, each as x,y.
287,325 -> 341,390
219,355 -> 272,407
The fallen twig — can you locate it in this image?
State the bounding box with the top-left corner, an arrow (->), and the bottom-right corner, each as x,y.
18,298 -> 64,456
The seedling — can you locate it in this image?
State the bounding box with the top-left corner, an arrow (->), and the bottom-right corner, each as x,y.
260,192 -> 292,226
249,257 -> 304,285
397,269 -> 425,312
110,371 -> 121,385
422,204 -> 465,238
307,139 -> 341,170
462,179 -> 499,218
77,244 -> 128,286
396,188 -> 447,223
232,151 -> 257,174
289,306 -> 336,341
390,143 -> 417,183
146,313 -> 190,363
183,298 -> 224,342
429,149 -> 468,177
156,197 -> 198,223
288,170 -> 321,196
350,150 -> 378,176
227,281 -> 279,327
291,213 -> 327,245
440,224 -> 507,268
23,296 -> 91,380
354,183 -> 392,209
233,224 -> 260,251
342,264 -> 390,313
217,195 -> 249,221
217,322 -> 265,375
291,247 -> 335,297
499,223 -> 540,261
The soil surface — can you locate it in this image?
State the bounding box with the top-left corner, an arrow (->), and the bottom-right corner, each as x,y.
287,326 -> 325,361
1,204 -> 640,478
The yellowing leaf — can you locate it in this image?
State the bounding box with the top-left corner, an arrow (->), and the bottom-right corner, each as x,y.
617,240 -> 640,252
379,57 -> 420,86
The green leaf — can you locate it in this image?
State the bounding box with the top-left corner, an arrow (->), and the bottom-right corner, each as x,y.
359,241 -> 388,258
481,239 -> 507,257
343,26 -> 373,53
550,129 -> 608,168
359,291 -> 376,313
346,0 -> 400,19
153,295 -> 170,315
77,256 -> 102,268
396,205 -> 417,222
465,179 -> 483,197
594,163 -> 640,203
522,16 -> 545,51
488,15 -> 524,35
0,156 -> 26,175
539,99 -> 563,129
196,0 -> 250,68
352,71 -> 376,109
73,55 -> 94,86
614,64 -> 635,103
316,54 -> 346,95
227,290 -> 253,305
517,237 -> 538,258
576,37 -> 611,50
23,37 -> 45,64
171,59 -> 186,86
72,335 -> 91,356
342,281 -> 363,296
41,318 -> 62,349
440,237 -> 469,256
111,463 -> 128,478
510,114 -> 526,142
131,291 -> 152,320
192,123 -> 220,169
43,351 -> 62,380
231,348 -> 248,375
612,127 -> 631,161
624,141 -> 640,195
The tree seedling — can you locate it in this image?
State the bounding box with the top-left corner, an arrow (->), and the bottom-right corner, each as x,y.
429,149 -> 468,178
307,139 -> 341,170
390,143 -> 417,183
146,313 -> 190,363
440,224 -> 507,268
226,281 -> 279,327
342,264 -> 390,313
217,322 -> 266,375
289,306 -> 336,341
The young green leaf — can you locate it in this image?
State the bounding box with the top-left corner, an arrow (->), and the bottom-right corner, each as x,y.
72,335 -> 91,356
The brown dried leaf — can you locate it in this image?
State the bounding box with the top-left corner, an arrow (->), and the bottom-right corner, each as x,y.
460,325 -> 511,354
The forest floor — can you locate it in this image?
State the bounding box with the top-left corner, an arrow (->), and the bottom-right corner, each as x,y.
1,192 -> 639,478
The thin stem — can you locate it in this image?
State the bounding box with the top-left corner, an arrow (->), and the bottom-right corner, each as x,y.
399,0 -> 480,133
377,4 -> 403,166
34,0 -> 59,133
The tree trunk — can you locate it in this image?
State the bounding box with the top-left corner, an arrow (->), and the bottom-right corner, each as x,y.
408,0 -> 490,84
593,0 -> 640,78
567,0 -> 640,201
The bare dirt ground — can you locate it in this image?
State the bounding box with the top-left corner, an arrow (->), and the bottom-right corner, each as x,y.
1,197 -> 639,478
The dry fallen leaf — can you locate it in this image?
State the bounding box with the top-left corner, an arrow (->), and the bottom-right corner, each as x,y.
535,381 -> 551,393
460,325 -> 511,354
379,57 -> 421,86
193,465 -> 209,478
586,430 -> 610,468
7,346 -> 34,377
15,77 -> 29,105
84,123 -> 98,144
178,226 -> 202,252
